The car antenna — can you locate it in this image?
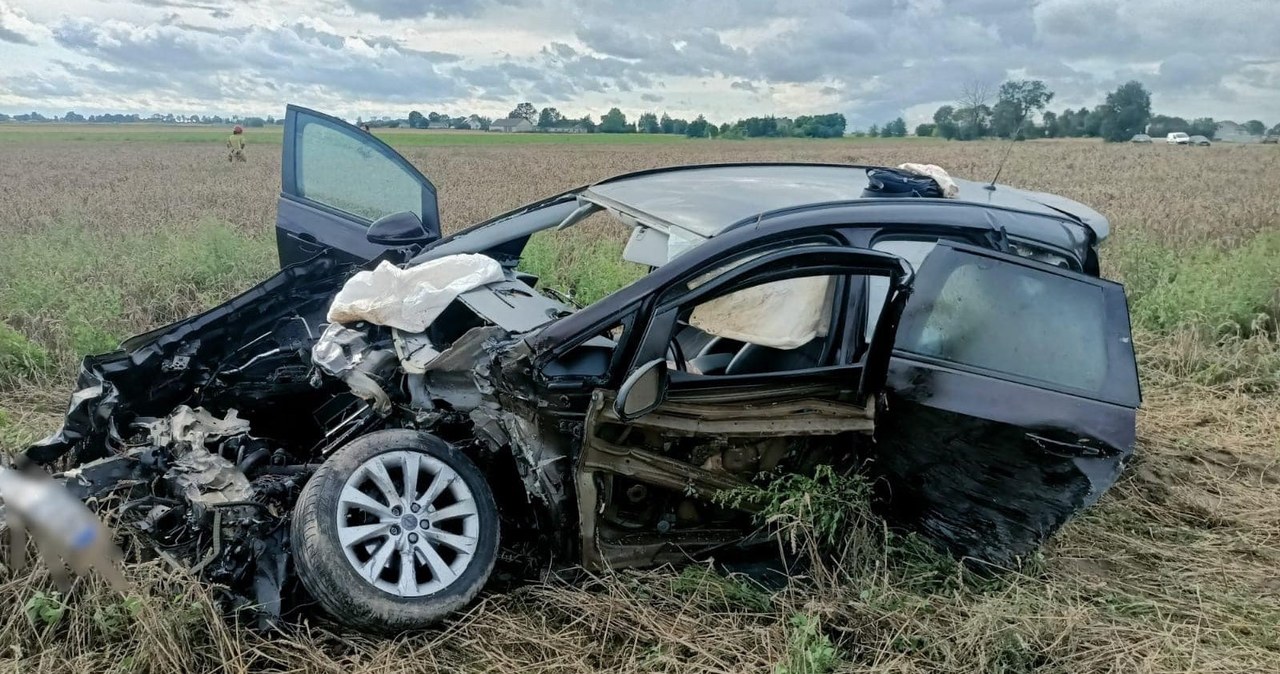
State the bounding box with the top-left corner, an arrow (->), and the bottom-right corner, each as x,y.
985,117 -> 1027,191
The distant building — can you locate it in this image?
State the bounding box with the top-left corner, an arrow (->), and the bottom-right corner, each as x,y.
1215,121 -> 1260,143
456,115 -> 484,130
489,117 -> 535,132
427,120 -> 450,129
543,124 -> 589,133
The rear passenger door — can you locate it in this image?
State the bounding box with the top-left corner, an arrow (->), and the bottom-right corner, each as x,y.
873,242 -> 1140,567
277,105 -> 442,268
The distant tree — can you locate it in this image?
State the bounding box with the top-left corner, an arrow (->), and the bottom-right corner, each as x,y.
509,102 -> 537,122
1098,81 -> 1151,142
243,117 -> 265,128
991,80 -> 1054,138
932,105 -> 954,126
957,81 -> 993,139
932,105 -> 959,139
1188,117 -> 1217,139
0,113 -> 10,122
637,112 -> 660,133
884,117 -> 908,137
578,114 -> 596,132
537,107 -> 563,128
1243,120 -> 1266,136
1040,111 -> 1058,137
914,123 -> 935,137
1079,108 -> 1094,136
686,114 -> 711,138
659,113 -> 674,134
1081,106 -> 1104,137
731,116 -> 781,137
1146,114 -> 1189,137
599,108 -> 632,133
407,110 -> 425,128
63,111 -> 85,122
868,124 -> 880,138
718,122 -> 732,136
792,113 -> 846,137
1270,122 -> 1280,136
266,116 -> 276,125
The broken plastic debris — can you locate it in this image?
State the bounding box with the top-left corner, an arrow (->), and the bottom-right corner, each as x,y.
326,254 -> 504,332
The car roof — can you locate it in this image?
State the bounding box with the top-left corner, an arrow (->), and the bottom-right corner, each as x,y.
583,163 -> 1109,242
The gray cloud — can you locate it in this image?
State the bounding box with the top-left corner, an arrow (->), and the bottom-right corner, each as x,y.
0,24 -> 33,44
1154,52 -> 1236,92
730,80 -> 757,93
50,18 -> 467,102
0,1 -> 38,44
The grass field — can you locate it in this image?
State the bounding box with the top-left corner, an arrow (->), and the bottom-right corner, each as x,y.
1,134 -> 1279,673
0,123 -> 696,146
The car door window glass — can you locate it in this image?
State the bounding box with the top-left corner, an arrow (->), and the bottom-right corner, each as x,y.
865,239 -> 938,340
896,253 -> 1109,393
298,121 -> 422,222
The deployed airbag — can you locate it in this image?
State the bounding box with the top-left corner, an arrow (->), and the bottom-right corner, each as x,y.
688,276 -> 833,350
327,254 -> 504,332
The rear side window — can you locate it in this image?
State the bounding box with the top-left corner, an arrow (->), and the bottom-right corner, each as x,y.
896,248 -> 1118,396
297,121 -> 423,222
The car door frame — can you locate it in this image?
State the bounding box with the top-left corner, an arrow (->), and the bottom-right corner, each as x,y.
276,104 -> 442,268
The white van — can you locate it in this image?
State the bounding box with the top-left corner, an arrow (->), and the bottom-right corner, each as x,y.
1166,132 -> 1190,144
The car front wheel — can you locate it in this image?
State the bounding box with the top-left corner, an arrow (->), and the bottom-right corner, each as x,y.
292,429 -> 499,632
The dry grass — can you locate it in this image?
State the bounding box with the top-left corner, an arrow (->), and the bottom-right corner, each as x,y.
2,136 -> 1279,672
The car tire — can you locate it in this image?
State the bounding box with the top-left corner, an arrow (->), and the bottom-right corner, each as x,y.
292,429 -> 499,633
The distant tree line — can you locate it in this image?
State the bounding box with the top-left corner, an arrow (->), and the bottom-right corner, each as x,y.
907,79 -> 1275,143
8,91 -> 1275,142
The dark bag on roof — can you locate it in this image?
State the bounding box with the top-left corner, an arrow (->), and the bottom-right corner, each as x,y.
862,168 -> 944,198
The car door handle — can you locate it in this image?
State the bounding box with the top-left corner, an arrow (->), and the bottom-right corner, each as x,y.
1024,432 -> 1116,458
287,231 -> 325,251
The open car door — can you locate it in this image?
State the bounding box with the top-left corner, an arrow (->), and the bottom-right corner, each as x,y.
569,245 -> 914,570
874,241 -> 1141,567
277,105 -> 441,268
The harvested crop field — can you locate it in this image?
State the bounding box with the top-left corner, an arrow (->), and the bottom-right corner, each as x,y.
2,133 -> 1279,673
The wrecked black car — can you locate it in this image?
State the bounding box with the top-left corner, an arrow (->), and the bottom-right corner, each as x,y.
27,106 -> 1140,632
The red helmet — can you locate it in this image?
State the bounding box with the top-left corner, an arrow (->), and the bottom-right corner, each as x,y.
233,125 -> 244,134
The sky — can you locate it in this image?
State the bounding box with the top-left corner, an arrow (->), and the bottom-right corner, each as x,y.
1,0 -> 1277,129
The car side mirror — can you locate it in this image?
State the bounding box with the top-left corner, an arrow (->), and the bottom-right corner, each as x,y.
367,211 -> 430,246
614,358 -> 668,421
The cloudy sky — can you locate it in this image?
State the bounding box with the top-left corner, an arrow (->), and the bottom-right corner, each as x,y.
1,0 -> 1276,128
